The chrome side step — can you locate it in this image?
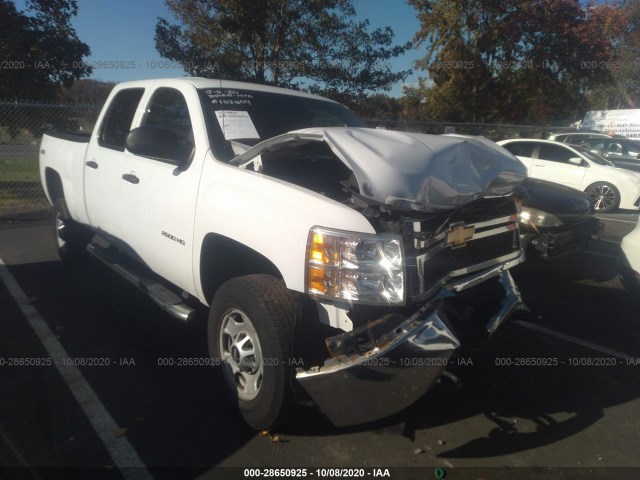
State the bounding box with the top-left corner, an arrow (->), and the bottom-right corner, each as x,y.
87,243 -> 195,322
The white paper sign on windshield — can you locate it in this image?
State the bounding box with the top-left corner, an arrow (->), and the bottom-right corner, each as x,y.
215,110 -> 260,140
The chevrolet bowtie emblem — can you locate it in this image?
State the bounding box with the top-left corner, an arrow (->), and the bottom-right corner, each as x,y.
446,223 -> 476,248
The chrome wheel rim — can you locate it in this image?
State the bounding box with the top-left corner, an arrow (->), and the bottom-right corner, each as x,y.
588,184 -> 616,210
219,308 -> 263,401
55,211 -> 67,250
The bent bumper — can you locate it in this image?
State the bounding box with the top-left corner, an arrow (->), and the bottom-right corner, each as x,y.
296,271 -> 524,427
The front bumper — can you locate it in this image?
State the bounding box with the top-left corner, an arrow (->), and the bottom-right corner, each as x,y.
296,270 -> 525,427
521,217 -> 603,259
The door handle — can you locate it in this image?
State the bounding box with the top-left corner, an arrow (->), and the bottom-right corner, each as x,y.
122,173 -> 140,184
533,163 -> 546,167
85,160 -> 98,169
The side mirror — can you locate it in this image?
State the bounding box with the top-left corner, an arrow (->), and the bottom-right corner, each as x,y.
125,126 -> 193,165
568,157 -> 583,166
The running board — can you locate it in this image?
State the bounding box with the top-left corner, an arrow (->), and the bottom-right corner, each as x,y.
87,243 -> 195,322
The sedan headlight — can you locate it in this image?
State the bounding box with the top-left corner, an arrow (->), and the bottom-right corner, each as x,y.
519,208 -> 563,227
306,227 -> 405,305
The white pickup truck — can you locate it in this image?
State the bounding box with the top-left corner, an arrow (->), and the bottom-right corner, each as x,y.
40,78 -> 528,429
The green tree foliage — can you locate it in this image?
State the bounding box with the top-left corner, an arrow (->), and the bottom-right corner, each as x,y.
0,0 -> 92,100
155,0 -> 411,96
407,0 -> 626,123
595,0 -> 640,109
354,93 -> 402,121
59,79 -> 116,105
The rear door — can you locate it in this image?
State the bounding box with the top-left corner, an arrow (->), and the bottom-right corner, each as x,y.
530,143 -> 587,189
84,88 -> 145,241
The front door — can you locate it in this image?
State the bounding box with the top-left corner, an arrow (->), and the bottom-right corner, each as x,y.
118,86 -> 202,293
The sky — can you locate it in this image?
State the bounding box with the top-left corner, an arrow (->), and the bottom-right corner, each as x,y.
13,0 -> 423,97
14,0 -> 426,97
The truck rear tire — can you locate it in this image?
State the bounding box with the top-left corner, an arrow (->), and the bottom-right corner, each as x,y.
53,200 -> 93,265
208,274 -> 298,430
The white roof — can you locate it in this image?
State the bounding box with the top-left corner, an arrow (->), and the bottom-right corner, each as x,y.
110,77 -> 338,103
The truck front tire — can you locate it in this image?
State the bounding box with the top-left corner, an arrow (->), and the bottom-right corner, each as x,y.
53,200 -> 93,265
208,275 -> 298,430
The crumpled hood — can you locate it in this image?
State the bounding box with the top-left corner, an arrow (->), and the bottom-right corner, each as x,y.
303,128 -> 527,211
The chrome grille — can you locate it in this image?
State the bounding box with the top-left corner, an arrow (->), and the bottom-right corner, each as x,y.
411,197 -> 521,295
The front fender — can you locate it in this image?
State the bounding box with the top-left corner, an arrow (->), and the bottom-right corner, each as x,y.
192,152 -> 375,304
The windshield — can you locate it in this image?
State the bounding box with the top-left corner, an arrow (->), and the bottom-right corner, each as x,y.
198,88 -> 364,161
572,145 -> 615,166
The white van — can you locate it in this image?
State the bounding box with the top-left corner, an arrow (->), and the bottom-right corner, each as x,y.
581,109 -> 640,139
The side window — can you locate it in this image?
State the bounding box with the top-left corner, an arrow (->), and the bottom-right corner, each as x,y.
537,144 -> 578,164
137,88 -> 194,164
98,88 -> 144,151
608,143 -> 623,155
581,140 -> 606,155
143,88 -> 193,142
503,142 -> 535,158
626,142 -> 640,158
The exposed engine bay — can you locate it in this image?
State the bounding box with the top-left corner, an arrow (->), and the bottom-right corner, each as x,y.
232,128 -> 529,426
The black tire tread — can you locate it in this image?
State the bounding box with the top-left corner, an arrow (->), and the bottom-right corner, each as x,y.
209,274 -> 299,430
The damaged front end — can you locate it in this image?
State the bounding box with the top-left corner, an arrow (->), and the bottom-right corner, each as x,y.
233,127 -> 530,426
296,270 -> 524,427
295,191 -> 527,426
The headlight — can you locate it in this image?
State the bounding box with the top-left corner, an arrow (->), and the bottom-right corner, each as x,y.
519,208 -> 563,227
306,227 -> 405,305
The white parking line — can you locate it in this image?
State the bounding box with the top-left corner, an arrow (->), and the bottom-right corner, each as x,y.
513,320 -> 639,362
0,258 -> 154,480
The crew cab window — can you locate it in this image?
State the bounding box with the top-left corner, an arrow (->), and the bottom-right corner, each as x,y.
143,88 -> 193,141
537,144 -> 578,164
502,142 -> 535,158
139,88 -> 194,163
98,88 -> 144,151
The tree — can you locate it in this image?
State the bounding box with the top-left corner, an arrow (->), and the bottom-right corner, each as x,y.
354,93 -> 402,121
0,0 -> 92,100
155,0 -> 411,96
594,0 -> 640,109
59,79 -> 116,105
408,0 -> 626,124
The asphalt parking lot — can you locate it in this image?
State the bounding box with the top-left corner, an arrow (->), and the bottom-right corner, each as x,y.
0,212 -> 639,480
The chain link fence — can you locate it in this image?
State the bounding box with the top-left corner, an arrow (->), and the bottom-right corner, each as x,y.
0,101 -> 100,221
1,99 -> 558,221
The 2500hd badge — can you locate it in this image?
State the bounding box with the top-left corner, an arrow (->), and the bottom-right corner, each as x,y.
161,230 -> 186,245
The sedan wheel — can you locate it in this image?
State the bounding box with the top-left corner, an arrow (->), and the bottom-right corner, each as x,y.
585,182 -> 620,213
